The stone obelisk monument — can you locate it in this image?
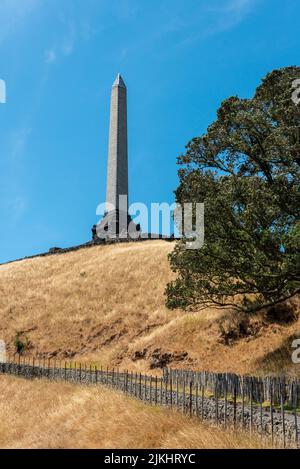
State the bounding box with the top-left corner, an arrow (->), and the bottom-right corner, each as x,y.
93,74 -> 140,240
106,73 -> 128,213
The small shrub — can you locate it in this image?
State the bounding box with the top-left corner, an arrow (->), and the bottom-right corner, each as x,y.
218,313 -> 259,345
14,333 -> 30,355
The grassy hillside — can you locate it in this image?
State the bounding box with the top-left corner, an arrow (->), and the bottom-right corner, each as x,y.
0,240 -> 299,376
0,375 -> 269,449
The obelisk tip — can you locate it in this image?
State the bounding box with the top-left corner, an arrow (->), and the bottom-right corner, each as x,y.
113,73 -> 126,88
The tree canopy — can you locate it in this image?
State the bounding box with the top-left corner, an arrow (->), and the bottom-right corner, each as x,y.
166,67 -> 300,314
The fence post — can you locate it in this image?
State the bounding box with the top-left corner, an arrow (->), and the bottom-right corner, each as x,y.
144,375 -> 147,401
195,383 -> 199,417
260,394 -> 263,439
130,371 -> 133,396
294,383 -> 298,449
270,382 -> 274,447
128,371 -> 131,394
215,380 -> 218,425
28,357 -> 31,378
155,376 -> 158,405
160,376 -> 163,405
170,377 -> 173,408
241,377 -> 244,429
189,381 -> 193,417
201,385 -> 204,419
183,380 -> 186,414
133,371 -> 135,395
139,373 -> 142,399
16,355 -> 20,375
280,378 -> 286,449
250,378 -> 253,436
150,376 -> 152,405
165,374 -> 168,407
132,371 -> 135,395
224,377 -> 228,429
233,380 -> 237,430
260,380 -> 263,439
64,361 -> 67,381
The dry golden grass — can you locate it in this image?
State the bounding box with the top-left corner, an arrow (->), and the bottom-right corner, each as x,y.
0,240 -> 299,376
0,375 -> 269,449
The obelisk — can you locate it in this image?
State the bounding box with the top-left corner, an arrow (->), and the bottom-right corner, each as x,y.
93,74 -> 140,240
106,73 -> 128,214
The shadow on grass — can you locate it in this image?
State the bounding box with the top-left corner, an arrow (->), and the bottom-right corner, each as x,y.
255,333 -> 300,377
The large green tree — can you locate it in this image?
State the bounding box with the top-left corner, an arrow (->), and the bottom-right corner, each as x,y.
166,67 -> 300,314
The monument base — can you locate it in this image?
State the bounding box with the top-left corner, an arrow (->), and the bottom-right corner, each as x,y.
92,210 -> 141,241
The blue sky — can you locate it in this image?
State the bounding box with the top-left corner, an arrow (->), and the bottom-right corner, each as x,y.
0,0 -> 299,263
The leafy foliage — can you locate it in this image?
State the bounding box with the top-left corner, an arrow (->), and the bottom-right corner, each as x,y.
166,67 -> 300,313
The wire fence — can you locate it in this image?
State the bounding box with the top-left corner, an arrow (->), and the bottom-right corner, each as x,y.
0,357 -> 299,448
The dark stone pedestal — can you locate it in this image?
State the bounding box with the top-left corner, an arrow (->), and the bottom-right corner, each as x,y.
92,210 -> 141,242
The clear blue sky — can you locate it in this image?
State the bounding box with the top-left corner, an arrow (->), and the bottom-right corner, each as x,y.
0,0 -> 299,263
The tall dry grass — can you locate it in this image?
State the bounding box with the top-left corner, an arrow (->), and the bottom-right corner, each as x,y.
0,240 -> 299,376
0,375 -> 270,449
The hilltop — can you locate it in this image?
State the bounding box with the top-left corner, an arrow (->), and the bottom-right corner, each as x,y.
0,240 -> 299,376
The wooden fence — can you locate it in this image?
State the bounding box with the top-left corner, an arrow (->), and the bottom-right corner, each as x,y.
0,357 -> 299,449
164,367 -> 300,407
